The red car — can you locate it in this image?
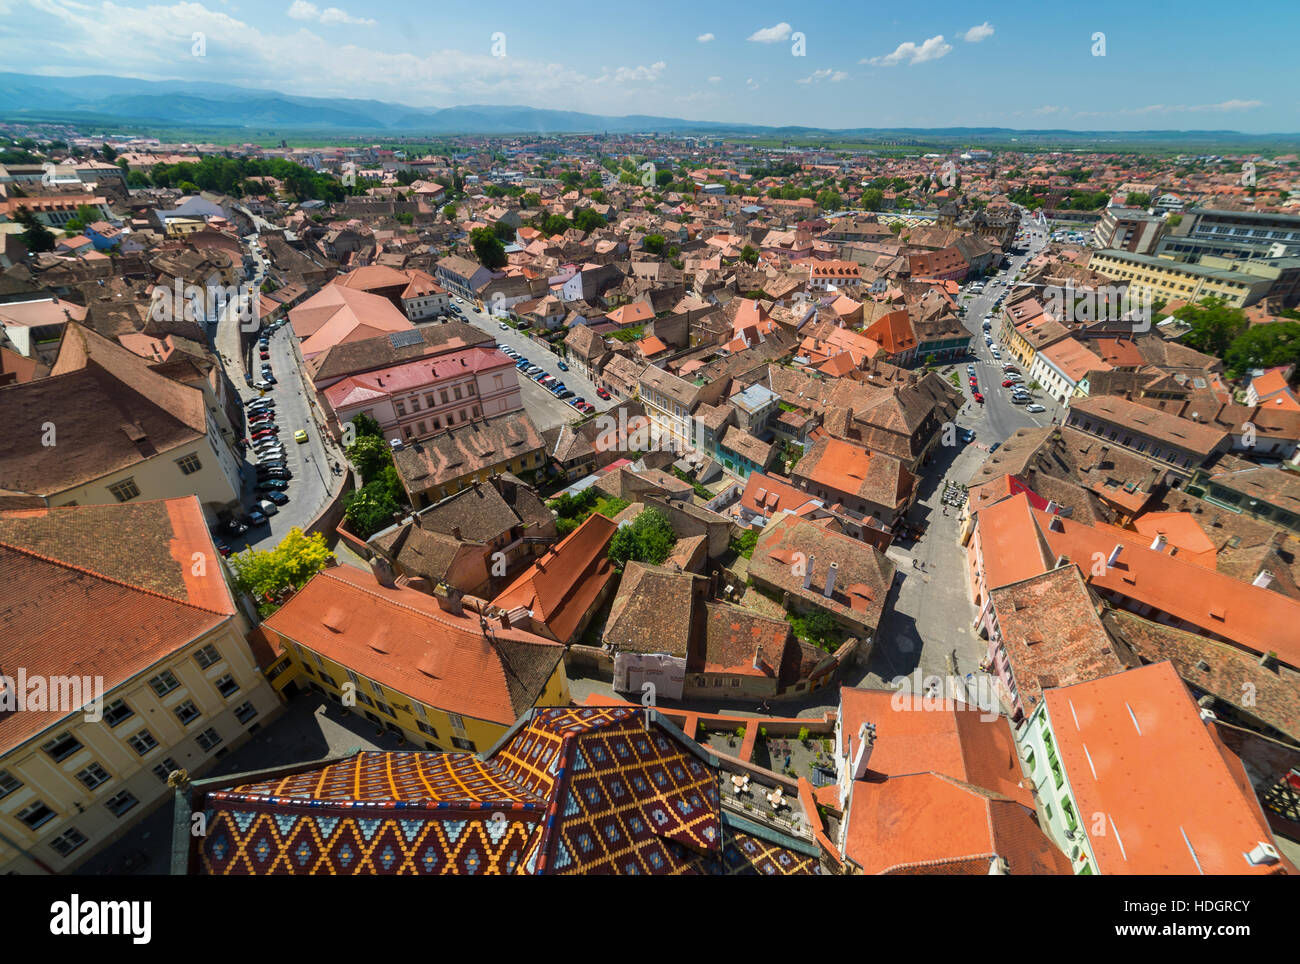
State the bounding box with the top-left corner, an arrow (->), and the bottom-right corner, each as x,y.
973,392 -> 985,403
595,387 -> 611,400
251,429 -> 279,441
1002,379 -> 1014,388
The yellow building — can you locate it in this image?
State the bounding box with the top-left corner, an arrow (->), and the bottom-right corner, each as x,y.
0,498 -> 281,874
1088,249 -> 1272,308
261,564 -> 570,753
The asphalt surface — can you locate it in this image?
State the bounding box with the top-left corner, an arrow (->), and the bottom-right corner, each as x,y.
452,298 -> 618,432
949,217 -> 1069,448
209,235 -> 343,553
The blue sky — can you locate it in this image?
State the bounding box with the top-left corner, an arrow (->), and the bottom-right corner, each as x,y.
0,0 -> 1295,131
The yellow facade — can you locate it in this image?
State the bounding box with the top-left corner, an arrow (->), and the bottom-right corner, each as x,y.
268,638 -> 570,754
0,619 -> 280,874
1089,252 -> 1268,308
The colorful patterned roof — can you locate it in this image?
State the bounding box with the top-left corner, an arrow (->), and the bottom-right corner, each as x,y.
188,708 -> 817,876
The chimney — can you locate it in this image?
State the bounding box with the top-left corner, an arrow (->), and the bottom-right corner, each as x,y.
1045,500 -> 1059,514
450,525 -> 462,541
1252,570 -> 1274,589
1246,842 -> 1281,867
1150,533 -> 1167,553
433,581 -> 464,616
1106,543 -> 1123,568
803,554 -> 815,591
851,721 -> 877,780
369,555 -> 397,588
823,561 -> 839,598
753,645 -> 763,671
498,609 -> 511,630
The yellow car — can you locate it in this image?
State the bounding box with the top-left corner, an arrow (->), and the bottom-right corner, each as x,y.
294,429 -> 308,444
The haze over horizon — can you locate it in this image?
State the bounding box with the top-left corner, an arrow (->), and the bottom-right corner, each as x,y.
0,0 -> 1294,133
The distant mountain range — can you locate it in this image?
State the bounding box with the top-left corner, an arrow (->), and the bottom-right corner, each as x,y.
1,72 -> 1295,145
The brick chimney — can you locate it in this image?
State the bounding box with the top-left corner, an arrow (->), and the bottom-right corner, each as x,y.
851,721 -> 877,780
433,581 -> 464,616
369,555 -> 397,588
823,561 -> 839,598
802,554 -> 815,591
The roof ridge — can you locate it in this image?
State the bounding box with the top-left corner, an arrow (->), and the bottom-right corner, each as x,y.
0,537 -> 231,618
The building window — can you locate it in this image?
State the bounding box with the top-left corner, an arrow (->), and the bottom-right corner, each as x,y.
409,396 -> 420,411
234,701 -> 258,724
451,736 -> 476,751
176,454 -> 202,475
215,674 -> 239,698
194,644 -> 222,670
42,732 -> 83,763
425,394 -> 437,408
104,790 -> 139,818
395,401 -> 406,416
50,828 -> 89,858
417,421 -> 427,435
466,383 -> 476,396
196,728 -> 223,752
173,700 -> 201,726
440,391 -> 450,405
127,729 -> 159,756
151,758 -> 180,782
75,763 -> 112,791
417,721 -> 438,737
0,770 -> 22,800
17,802 -> 55,830
108,478 -> 140,502
448,713 -> 466,731
102,698 -> 135,728
375,702 -> 394,718
149,670 -> 181,697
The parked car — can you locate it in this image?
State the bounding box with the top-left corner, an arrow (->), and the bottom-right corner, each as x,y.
1026,404 -> 1046,413
577,401 -> 595,414
247,509 -> 269,526
262,489 -> 289,505
973,393 -> 985,404
1002,379 -> 1016,388
263,374 -> 277,385
256,480 -> 290,492
966,365 -> 976,375
257,499 -> 279,516
222,518 -> 248,536
569,396 -> 585,407
557,390 -> 574,400
214,541 -> 232,558
498,322 -> 509,330
596,387 -> 611,400
254,379 -> 272,390
557,361 -> 569,371
958,428 -> 975,443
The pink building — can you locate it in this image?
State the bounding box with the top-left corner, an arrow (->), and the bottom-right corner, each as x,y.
324,345 -> 522,445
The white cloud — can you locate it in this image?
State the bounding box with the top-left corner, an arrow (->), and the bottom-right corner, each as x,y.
287,2 -> 374,26
707,75 -> 722,83
748,23 -> 791,44
745,77 -> 760,90
963,22 -> 994,43
594,61 -> 667,84
865,35 -> 952,66
697,32 -> 714,43
798,68 -> 848,84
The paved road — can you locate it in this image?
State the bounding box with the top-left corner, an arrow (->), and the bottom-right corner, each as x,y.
452,298 -> 617,432
210,235 -> 344,552
950,218 -> 1069,446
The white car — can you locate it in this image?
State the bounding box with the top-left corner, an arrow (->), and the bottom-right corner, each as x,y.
1026,404 -> 1046,413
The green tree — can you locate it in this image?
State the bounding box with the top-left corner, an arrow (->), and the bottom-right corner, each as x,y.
14,206 -> 54,253
346,433 -> 393,482
492,219 -> 515,241
1224,322 -> 1300,377
343,483 -> 400,538
740,244 -> 758,266
469,227 -> 508,269
1125,192 -> 1151,207
860,188 -> 884,211
573,208 -> 606,233
351,412 -> 383,438
1174,298 -> 1248,358
228,528 -> 333,613
100,142 -> 117,162
643,233 -> 665,255
815,188 -> 841,211
443,203 -> 458,221
607,507 -> 676,568
541,213 -> 569,235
